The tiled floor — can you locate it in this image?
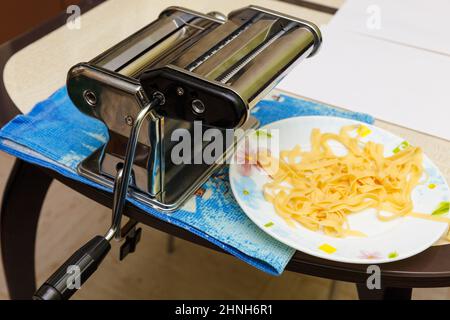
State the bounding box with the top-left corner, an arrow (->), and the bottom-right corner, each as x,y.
0,152 -> 448,299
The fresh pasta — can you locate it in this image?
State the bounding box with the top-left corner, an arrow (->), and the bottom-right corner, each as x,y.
258,125 -> 427,238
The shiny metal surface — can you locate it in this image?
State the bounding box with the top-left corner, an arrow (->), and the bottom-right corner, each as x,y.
67,63 -> 160,195
110,97 -> 161,239
245,5 -> 322,56
79,116 -> 259,212
207,11 -> 227,21
105,167 -> 124,241
226,26 -> 315,105
68,6 -> 321,211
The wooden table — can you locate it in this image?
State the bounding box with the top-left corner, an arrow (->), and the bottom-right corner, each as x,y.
1,0 -> 450,300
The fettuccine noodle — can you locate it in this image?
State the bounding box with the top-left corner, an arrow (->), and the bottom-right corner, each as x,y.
258,125 -> 449,238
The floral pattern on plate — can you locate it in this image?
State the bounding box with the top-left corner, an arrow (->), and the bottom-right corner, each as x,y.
230,116 -> 450,264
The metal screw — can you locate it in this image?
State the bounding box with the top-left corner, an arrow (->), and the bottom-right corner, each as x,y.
83,90 -> 97,107
192,99 -> 205,114
125,116 -> 134,126
153,91 -> 165,105
176,87 -> 184,96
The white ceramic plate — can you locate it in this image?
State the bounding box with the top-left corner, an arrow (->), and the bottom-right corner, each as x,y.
229,116 -> 450,264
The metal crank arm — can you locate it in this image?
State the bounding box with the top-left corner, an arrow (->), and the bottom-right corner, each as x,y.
33,95 -> 163,300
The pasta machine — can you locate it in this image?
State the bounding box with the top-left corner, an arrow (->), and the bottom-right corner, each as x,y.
34,6 -> 321,300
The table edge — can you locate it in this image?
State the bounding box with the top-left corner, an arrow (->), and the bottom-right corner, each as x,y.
1,0 -> 450,286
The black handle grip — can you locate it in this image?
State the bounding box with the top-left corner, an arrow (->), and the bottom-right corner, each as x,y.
33,236 -> 111,300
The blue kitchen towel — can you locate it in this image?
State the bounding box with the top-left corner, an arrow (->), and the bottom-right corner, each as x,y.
0,87 -> 373,275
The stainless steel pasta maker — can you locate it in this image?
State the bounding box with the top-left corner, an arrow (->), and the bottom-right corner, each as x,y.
66,5 -> 321,212
34,6 -> 321,299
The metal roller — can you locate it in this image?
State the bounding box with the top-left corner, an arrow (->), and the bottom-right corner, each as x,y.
66,5 -> 321,211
